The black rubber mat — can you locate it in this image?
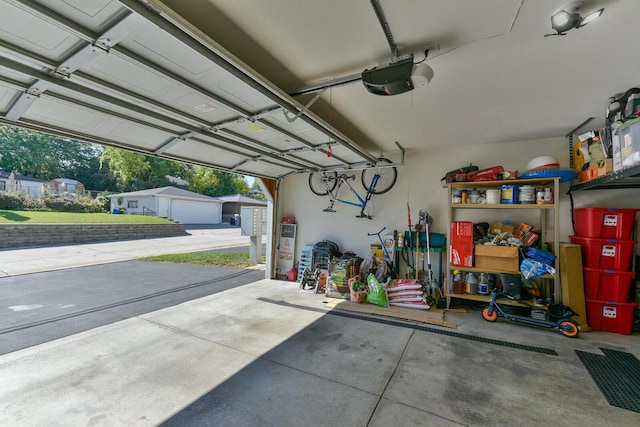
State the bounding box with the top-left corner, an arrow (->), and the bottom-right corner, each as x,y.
575,348 -> 640,413
327,309 -> 558,355
257,297 -> 558,355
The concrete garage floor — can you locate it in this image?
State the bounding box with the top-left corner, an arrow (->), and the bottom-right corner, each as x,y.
1,278 -> 639,427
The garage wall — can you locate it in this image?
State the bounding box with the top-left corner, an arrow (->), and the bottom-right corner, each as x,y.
278,136 -> 640,268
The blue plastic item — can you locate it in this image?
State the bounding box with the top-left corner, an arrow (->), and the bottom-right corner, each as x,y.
518,168 -> 577,182
523,247 -> 556,266
520,258 -> 556,279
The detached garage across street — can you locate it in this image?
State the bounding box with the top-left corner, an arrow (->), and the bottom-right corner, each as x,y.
108,186 -> 223,224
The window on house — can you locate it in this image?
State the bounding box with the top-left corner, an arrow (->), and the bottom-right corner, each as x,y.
127,200 -> 139,208
0,181 -> 6,191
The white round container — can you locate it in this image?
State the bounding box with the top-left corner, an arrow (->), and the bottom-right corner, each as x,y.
486,189 -> 501,204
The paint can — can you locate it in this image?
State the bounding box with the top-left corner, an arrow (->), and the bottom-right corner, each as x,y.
500,185 -> 518,204
518,185 -> 535,204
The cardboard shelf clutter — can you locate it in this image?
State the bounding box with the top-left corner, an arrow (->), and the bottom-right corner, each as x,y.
474,245 -> 520,272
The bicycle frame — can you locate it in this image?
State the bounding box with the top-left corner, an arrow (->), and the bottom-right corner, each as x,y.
325,173 -> 380,218
309,157 -> 396,218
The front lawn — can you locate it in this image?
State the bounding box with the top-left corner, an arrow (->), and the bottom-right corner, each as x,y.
0,210 -> 173,224
138,252 -> 263,268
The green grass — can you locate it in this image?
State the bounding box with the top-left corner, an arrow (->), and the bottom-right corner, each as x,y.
0,210 -> 173,224
138,252 -> 262,269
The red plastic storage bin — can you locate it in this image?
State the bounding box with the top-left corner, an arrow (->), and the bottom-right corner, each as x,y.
582,267 -> 635,301
586,299 -> 637,335
573,207 -> 638,239
569,235 -> 636,270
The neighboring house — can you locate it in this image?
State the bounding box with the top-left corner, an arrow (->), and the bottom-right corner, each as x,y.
108,186 -> 223,224
0,170 -> 45,197
48,178 -> 85,196
218,194 -> 267,224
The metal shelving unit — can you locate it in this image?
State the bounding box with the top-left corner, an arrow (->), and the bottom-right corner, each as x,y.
570,164 -> 640,191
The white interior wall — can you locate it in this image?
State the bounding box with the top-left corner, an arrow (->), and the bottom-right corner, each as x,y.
277,136 -> 640,273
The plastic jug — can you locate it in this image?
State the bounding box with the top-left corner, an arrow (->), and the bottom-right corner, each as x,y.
478,272 -> 489,295
465,272 -> 477,295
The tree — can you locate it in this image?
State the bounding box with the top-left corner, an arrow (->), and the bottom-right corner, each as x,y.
187,166 -> 249,197
99,147 -> 187,192
0,125 -> 104,183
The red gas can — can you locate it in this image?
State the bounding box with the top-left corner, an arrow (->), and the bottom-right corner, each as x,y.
288,268 -> 298,281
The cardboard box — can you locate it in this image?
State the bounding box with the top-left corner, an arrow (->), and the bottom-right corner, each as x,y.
597,158 -> 613,177
451,222 -> 474,267
474,245 -> 519,272
514,222 -> 539,247
489,221 -> 515,235
552,243 -> 588,329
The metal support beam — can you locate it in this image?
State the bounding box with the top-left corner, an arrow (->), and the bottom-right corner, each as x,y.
4,5 -> 145,120
5,81 -> 51,121
370,0 -> 399,59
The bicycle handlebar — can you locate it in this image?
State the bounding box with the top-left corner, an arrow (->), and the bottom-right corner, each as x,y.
367,226 -> 386,236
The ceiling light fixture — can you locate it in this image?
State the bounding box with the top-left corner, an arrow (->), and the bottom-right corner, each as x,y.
545,1 -> 604,37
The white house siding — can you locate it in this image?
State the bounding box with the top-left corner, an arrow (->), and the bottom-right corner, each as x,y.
0,178 -> 43,197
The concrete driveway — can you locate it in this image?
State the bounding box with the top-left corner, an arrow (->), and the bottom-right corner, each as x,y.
0,225 -> 266,355
0,262 -> 265,355
0,224 -> 253,277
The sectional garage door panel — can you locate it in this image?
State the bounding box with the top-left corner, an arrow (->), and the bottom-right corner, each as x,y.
0,0 -> 379,179
171,200 -> 221,225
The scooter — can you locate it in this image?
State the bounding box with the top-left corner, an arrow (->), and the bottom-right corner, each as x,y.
481,289 -> 580,338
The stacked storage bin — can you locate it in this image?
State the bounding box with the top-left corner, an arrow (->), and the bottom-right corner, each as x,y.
570,208 -> 639,334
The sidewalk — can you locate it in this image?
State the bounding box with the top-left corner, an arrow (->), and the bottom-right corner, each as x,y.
0,225 -> 251,277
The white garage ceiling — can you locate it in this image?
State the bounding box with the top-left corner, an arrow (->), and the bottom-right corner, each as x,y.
155,0 -> 640,155
1,0 -> 639,180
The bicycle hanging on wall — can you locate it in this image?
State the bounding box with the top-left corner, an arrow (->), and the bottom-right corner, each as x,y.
308,157 -> 398,219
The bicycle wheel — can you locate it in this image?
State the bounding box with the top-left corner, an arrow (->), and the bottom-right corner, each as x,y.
361,158 -> 397,195
309,171 -> 337,196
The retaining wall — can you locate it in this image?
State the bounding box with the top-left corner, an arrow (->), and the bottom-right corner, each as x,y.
0,223 -> 188,248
